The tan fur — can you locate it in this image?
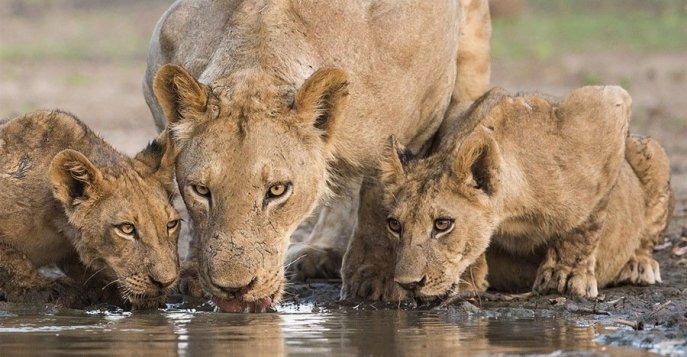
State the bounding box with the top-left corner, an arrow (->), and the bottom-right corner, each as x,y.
0,110 -> 181,308
344,86 -> 672,301
143,0 -> 492,305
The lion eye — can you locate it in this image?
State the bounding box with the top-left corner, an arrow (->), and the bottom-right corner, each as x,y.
192,184 -> 210,198
266,182 -> 292,200
433,219 -> 454,233
268,184 -> 286,197
115,223 -> 137,238
167,219 -> 180,230
387,218 -> 402,235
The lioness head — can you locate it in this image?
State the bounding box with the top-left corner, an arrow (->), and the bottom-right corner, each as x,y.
380,128 -> 500,300
152,64 -> 350,308
49,133 -> 181,308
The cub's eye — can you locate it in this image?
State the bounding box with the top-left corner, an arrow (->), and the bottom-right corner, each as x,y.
192,184 -> 210,198
433,218 -> 454,234
167,219 -> 180,230
115,223 -> 137,238
266,182 -> 291,199
387,218 -> 402,235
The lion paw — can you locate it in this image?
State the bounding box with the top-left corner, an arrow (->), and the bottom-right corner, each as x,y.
5,277 -> 87,307
341,263 -> 404,301
177,262 -> 204,298
459,254 -> 489,293
533,264 -> 598,298
285,243 -> 343,281
615,255 -> 661,286
52,277 -> 91,308
5,284 -> 54,303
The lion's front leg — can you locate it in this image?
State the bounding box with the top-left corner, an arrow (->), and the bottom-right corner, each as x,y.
533,213 -> 604,298
614,135 -> 671,287
0,243 -> 77,304
173,219 -> 205,299
459,253 -> 489,293
341,178 -> 405,302
341,227 -> 403,302
286,179 -> 361,281
176,259 -> 204,299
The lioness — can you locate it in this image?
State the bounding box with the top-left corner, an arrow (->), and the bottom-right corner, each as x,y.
343,86 -> 671,301
0,110 -> 181,308
143,0 -> 491,310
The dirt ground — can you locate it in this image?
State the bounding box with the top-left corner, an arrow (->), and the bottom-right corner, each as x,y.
0,0 -> 686,354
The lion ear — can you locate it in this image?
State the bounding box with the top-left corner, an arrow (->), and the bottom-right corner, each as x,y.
134,129 -> 177,191
452,128 -> 500,196
153,64 -> 209,142
379,135 -> 411,187
50,149 -> 104,211
294,67 -> 350,144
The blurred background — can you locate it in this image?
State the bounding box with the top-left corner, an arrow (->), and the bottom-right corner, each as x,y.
1,0 -> 686,217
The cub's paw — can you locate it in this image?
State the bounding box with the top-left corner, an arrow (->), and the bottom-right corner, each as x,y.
341,263 -> 405,301
177,262 -> 204,298
5,277 -> 85,307
5,284 -> 54,303
615,255 -> 661,286
533,263 -> 598,298
459,254 -> 489,293
285,243 -> 343,281
52,277 -> 90,308
459,274 -> 489,294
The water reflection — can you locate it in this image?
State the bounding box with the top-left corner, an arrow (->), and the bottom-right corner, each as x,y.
0,303 -> 658,356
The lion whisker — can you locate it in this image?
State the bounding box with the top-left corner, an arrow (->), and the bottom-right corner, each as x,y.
82,267 -> 106,287
284,254 -> 308,269
102,279 -> 120,291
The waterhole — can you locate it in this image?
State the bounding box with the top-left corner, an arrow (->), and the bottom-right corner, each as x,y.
0,302 -> 660,356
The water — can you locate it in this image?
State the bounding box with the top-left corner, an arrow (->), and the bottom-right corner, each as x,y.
0,303 -> 658,356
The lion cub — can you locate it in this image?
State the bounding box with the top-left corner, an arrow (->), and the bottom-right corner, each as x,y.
374,86 -> 671,299
0,110 -> 181,308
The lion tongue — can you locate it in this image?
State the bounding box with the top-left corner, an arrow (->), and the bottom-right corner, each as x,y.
256,297 -> 272,309
212,297 -> 273,313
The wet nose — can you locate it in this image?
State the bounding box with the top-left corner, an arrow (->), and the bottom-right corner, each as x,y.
150,276 -> 177,289
395,275 -> 427,292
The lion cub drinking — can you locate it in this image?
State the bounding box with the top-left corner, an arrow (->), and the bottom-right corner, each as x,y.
376,86 -> 671,300
0,110 -> 181,308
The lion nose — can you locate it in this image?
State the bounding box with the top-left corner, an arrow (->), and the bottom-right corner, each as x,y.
150,276 -> 177,289
395,275 -> 427,292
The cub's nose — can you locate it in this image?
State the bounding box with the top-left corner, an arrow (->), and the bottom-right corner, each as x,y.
395,275 -> 427,292
150,276 -> 177,289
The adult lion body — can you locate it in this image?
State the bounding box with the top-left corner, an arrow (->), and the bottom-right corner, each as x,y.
143,0 -> 491,310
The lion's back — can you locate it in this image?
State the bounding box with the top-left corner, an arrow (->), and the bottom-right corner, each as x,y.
144,0 -> 481,162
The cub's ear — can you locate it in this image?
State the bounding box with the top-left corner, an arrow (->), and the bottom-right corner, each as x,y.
49,149 -> 104,210
379,135 -> 412,188
153,64 -> 209,142
134,130 -> 177,191
452,127 -> 500,197
295,67 -> 350,144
